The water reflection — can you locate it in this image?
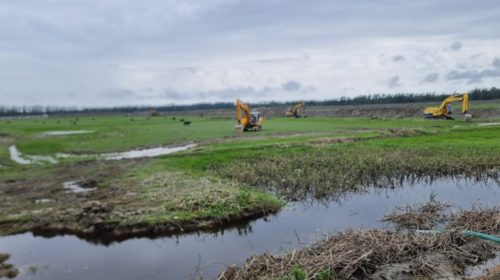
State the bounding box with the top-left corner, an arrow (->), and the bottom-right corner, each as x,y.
0,178 -> 498,280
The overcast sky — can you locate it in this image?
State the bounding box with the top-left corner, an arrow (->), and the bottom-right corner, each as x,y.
1,0 -> 499,107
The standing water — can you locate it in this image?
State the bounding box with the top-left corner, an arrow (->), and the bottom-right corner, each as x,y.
1,178 -> 498,279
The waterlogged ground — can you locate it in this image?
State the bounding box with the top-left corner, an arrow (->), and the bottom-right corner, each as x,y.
2,116 -> 500,279
1,178 -> 498,280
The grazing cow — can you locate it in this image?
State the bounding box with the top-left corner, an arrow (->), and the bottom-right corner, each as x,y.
179,118 -> 184,122
183,121 -> 191,126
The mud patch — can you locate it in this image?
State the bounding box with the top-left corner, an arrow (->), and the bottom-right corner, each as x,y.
0,253 -> 18,279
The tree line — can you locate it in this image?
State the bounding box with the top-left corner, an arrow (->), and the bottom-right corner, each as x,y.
1,87 -> 499,117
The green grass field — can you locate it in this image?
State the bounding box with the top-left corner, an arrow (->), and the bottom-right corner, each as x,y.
0,115 -> 477,155
1,114 -> 500,237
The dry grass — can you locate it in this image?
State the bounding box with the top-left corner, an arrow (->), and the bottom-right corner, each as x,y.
214,147 -> 499,200
382,193 -> 451,231
219,206 -> 500,280
449,207 -> 500,235
142,172 -> 241,212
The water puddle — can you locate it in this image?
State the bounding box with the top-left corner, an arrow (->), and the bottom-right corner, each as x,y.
35,199 -> 55,204
63,181 -> 97,193
101,144 -> 197,160
1,178 -> 498,280
478,122 -> 500,126
8,145 -> 59,165
40,130 -> 94,137
8,144 -> 197,165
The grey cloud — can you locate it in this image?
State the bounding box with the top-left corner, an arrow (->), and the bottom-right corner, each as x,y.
422,73 -> 439,83
493,57 -> 500,68
100,89 -> 137,98
282,80 -> 301,91
470,53 -> 481,60
160,86 -> 270,101
392,55 -> 405,62
388,76 -> 401,88
2,0 -> 500,106
160,81 -> 314,101
160,89 -> 189,100
450,42 -> 463,51
446,58 -> 500,83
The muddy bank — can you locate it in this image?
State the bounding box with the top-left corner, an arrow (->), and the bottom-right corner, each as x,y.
0,253 -> 18,279
0,159 -> 281,243
22,201 -> 279,244
219,205 -> 500,280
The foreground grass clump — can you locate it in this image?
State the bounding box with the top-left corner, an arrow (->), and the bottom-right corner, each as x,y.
212,127 -> 500,200
219,206 -> 500,280
0,164 -> 281,238
134,171 -> 282,224
214,146 -> 500,199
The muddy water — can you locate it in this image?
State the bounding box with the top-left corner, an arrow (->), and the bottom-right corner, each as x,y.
1,179 -> 498,280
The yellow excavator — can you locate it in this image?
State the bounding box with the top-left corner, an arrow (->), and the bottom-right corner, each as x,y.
424,93 -> 469,120
235,99 -> 264,131
285,102 -> 306,118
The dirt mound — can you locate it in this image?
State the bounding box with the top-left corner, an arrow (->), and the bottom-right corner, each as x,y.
162,100 -> 500,119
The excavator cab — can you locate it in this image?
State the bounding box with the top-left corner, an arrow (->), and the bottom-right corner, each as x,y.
250,112 -> 261,125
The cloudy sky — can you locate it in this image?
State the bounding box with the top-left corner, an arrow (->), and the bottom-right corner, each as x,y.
1,0 -> 499,107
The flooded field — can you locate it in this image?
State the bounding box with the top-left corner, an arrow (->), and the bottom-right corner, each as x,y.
8,144 -> 197,165
1,178 -> 498,280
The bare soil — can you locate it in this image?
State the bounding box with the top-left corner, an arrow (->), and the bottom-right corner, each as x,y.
0,159 -> 278,243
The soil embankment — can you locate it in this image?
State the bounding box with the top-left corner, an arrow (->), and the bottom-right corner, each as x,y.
160,100 -> 500,119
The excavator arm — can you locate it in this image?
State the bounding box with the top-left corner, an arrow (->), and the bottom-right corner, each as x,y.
235,99 -> 264,131
424,93 -> 468,119
286,102 -> 306,117
236,99 -> 251,127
